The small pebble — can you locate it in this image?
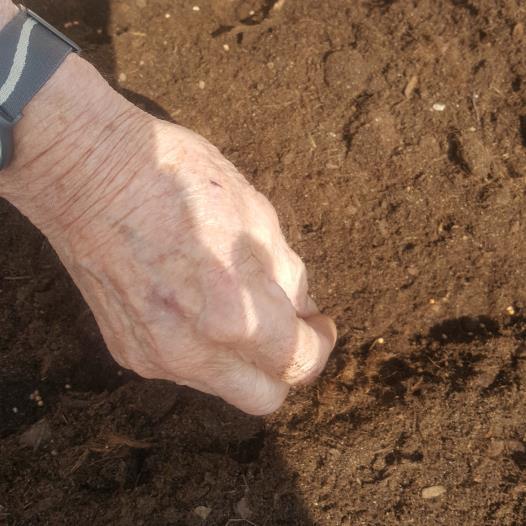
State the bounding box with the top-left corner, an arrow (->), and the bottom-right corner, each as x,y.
65,384 -> 72,390
432,103 -> 446,112
37,400 -> 44,407
198,80 -> 206,89
235,496 -> 252,519
404,75 -> 418,98
192,5 -> 200,11
422,485 -> 446,499
223,44 -> 230,51
506,306 -> 516,316
193,506 -> 211,520
165,13 -> 171,18
118,73 -> 127,83
513,22 -> 524,41
12,407 -> 18,414
377,337 -> 385,344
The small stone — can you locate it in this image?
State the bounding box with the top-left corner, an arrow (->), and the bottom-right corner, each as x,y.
513,22 -> 524,41
12,407 -> 18,414
65,384 -> 72,390
192,5 -> 200,11
165,13 -> 171,18
513,484 -> 526,495
193,506 -> 211,520
37,400 -> 44,407
432,103 -> 446,112
198,80 -> 206,90
19,419 -> 51,450
377,337 -> 385,345
506,306 -> 516,316
235,496 -> 252,519
223,44 -> 230,51
421,485 -> 446,499
404,75 -> 418,98
487,439 -> 506,458
118,73 -> 127,83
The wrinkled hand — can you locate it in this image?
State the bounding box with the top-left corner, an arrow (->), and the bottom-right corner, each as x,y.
54,118 -> 336,414
0,48 -> 337,414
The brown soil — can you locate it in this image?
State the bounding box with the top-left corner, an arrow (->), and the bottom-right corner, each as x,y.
1,0 -> 526,524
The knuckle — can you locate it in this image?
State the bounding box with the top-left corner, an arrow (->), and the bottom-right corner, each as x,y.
199,309 -> 247,344
281,356 -> 326,385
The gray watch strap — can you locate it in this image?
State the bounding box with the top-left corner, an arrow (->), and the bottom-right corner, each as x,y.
0,5 -> 80,170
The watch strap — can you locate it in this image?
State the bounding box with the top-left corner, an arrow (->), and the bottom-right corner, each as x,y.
0,6 -> 80,120
0,5 -> 80,169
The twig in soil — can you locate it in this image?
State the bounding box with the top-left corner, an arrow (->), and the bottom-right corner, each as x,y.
89,432 -> 154,452
426,355 -> 443,370
70,449 -> 90,474
471,92 -> 481,126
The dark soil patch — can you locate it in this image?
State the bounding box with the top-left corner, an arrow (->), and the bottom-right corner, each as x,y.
1,0 -> 526,524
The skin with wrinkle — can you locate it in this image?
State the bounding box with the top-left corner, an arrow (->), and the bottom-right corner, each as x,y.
0,1 -> 337,415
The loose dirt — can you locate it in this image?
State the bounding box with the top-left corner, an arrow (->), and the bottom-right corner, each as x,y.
1,0 -> 526,524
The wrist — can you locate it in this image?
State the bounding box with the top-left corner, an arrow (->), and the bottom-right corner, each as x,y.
0,51 -> 150,244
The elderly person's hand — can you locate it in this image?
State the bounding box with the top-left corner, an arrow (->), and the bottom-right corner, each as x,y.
0,2 -> 336,415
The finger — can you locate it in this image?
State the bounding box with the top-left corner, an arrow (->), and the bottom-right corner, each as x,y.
247,192 -> 317,317
200,350 -> 290,415
231,275 -> 337,384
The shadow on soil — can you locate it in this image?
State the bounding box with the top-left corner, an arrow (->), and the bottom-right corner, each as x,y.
0,1 -> 315,524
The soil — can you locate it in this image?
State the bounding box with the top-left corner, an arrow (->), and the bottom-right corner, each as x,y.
1,0 -> 526,524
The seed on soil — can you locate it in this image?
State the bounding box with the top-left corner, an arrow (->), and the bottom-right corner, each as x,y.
165,13 -> 171,18
12,407 -> 18,414
377,337 -> 385,344
432,103 -> 446,112
223,44 -> 230,51
65,384 -> 72,390
421,485 -> 446,499
506,306 -> 515,316
37,400 -> 44,407
199,80 -> 206,89
118,73 -> 127,83
192,5 -> 200,11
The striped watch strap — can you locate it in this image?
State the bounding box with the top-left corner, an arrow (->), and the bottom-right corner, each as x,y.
0,5 -> 80,169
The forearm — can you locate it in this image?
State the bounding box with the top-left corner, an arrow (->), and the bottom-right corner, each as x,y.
0,1 -> 148,244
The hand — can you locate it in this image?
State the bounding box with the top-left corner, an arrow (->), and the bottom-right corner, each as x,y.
0,35 -> 336,415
